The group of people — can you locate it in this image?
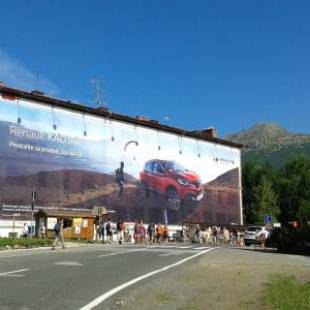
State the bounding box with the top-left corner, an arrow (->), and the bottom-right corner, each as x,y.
50,216 -> 244,249
97,218 -> 114,244
95,218 -> 170,245
183,224 -> 242,245
134,221 -> 169,244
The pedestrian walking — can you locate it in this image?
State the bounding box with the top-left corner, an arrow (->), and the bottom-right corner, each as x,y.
51,218 -> 65,250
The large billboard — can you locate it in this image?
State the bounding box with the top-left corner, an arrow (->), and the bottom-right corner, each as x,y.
0,94 -> 242,225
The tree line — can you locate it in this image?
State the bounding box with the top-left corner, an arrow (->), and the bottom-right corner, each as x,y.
242,155 -> 310,227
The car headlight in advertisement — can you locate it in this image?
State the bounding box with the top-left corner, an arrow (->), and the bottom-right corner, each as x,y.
177,178 -> 189,186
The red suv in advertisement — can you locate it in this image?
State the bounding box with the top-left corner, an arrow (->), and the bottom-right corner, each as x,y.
140,159 -> 204,203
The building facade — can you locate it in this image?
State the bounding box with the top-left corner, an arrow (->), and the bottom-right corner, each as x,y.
0,86 -> 243,226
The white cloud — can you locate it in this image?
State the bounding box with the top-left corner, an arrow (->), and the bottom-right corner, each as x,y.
0,48 -> 59,96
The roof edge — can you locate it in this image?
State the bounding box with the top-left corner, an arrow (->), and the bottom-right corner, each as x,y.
0,86 -> 243,149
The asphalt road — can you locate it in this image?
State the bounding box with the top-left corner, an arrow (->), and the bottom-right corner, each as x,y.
0,244 -> 216,310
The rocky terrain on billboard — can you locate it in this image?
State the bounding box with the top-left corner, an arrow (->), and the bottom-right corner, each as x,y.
0,168 -> 240,225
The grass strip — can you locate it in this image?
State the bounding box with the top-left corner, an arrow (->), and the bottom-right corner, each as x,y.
0,237 -> 53,248
262,274 -> 310,310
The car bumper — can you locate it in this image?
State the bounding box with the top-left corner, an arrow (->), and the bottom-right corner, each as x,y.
182,189 -> 204,201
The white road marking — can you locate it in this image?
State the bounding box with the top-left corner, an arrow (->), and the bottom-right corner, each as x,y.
80,247 -> 217,310
158,252 -> 182,257
54,261 -> 83,266
193,247 -> 209,250
1,274 -> 26,277
97,249 -> 143,258
0,268 -> 30,277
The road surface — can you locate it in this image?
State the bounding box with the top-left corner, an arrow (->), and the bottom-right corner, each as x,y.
1,244 -> 309,309
0,244 -> 216,309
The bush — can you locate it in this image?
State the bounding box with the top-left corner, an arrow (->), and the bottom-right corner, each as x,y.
0,237 -> 53,249
268,227 -> 310,254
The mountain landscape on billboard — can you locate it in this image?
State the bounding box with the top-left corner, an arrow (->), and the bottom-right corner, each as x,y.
0,167 -> 240,225
225,123 -> 310,167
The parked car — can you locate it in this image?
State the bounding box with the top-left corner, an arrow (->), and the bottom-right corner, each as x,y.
244,226 -> 271,246
140,159 -> 204,205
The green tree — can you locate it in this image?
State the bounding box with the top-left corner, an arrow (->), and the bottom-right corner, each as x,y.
242,161 -> 279,225
278,156 -> 310,225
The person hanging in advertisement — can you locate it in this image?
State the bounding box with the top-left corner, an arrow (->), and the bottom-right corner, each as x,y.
115,161 -> 125,196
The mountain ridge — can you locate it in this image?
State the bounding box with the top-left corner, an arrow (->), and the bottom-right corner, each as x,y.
225,123 -> 310,167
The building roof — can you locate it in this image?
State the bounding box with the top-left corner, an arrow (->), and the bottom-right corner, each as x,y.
35,209 -> 95,218
0,85 -> 242,149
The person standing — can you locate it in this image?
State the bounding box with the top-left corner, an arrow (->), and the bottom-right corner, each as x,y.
212,225 -> 218,245
139,220 -> 146,244
51,218 -> 65,250
117,219 -> 124,244
22,223 -> 28,238
223,227 -> 230,244
163,225 -> 169,244
156,223 -> 163,244
106,220 -> 112,244
98,216 -> 105,244
147,222 -> 155,244
134,221 -> 139,245
40,223 -> 46,239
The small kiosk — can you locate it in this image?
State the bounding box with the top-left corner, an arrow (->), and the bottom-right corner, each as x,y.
35,209 -> 96,240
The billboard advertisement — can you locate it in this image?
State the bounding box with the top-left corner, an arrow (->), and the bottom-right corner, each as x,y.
0,95 -> 242,225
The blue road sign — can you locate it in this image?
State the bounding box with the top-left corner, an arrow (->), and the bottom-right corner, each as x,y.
264,214 -> 272,224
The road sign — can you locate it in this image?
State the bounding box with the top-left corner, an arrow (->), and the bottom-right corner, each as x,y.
92,206 -> 108,216
264,214 -> 272,224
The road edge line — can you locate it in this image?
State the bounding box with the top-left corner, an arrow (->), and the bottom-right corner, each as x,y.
97,249 -> 143,258
0,268 -> 30,277
80,247 -> 217,310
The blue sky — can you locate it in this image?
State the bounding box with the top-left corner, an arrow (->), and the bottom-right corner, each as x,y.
0,0 -> 309,137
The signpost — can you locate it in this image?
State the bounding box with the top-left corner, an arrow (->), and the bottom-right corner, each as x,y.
264,214 -> 272,225
30,188 -> 37,239
92,206 -> 108,216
